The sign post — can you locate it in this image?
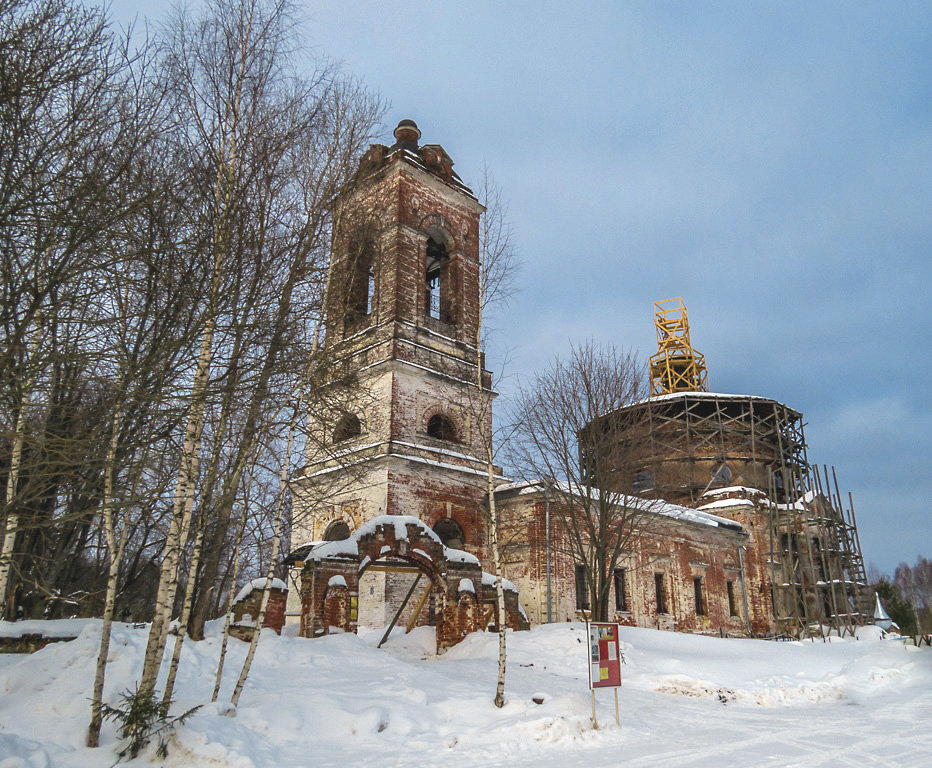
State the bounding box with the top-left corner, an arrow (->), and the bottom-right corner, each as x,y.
586,621 -> 623,728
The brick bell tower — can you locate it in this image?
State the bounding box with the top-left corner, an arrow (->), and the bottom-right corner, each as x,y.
289,120 -> 495,620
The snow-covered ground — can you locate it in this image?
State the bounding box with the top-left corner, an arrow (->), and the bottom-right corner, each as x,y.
1,620 -> 930,767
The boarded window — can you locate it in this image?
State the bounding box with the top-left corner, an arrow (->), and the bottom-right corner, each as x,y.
654,572 -> 667,614
575,564 -> 590,610
614,568 -> 628,612
693,577 -> 705,616
727,580 -> 738,617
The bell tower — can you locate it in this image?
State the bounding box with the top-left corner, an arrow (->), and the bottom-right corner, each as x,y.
292,120 -> 495,565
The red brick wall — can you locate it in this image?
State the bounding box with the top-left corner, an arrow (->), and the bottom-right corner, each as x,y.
231,586 -> 288,641
498,490 -> 773,636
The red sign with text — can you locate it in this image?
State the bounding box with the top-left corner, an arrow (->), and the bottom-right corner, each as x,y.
588,622 -> 621,689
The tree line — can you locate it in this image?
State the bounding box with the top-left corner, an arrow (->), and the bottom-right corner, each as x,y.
870,556 -> 932,636
0,0 -> 388,747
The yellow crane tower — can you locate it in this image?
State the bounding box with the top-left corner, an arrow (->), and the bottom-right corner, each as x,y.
648,298 -> 709,396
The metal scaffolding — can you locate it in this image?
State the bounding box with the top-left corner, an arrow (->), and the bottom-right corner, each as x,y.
767,416 -> 871,639
625,392 -> 807,505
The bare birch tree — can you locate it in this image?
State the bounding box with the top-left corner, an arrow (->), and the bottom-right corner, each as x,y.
138,0 -> 382,700
470,167 -> 518,708
510,342 -> 653,622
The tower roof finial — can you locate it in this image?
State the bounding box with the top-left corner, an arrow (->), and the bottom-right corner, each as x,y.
393,119 -> 421,147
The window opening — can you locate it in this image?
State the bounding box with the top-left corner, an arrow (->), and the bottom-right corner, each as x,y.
426,413 -> 457,442
614,568 -> 628,612
575,564 -> 589,610
333,414 -> 361,443
654,572 -> 667,614
433,518 -> 465,550
425,236 -> 452,323
712,462 -> 733,485
347,243 -> 375,322
633,469 -> 652,491
812,537 -> 826,580
693,577 -> 705,616
366,266 -> 376,315
727,580 -> 738,617
324,520 -> 350,541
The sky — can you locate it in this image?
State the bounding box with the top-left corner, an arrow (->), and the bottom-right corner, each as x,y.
109,1 -> 931,574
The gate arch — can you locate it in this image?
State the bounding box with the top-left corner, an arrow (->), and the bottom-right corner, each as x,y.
286,515 -> 529,652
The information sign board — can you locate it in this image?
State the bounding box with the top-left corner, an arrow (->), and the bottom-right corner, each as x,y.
587,622 -> 621,689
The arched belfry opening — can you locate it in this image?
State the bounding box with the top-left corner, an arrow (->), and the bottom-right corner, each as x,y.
345,238 -> 376,327
425,229 -> 454,325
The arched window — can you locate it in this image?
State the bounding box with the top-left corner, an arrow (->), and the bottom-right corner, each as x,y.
425,235 -> 453,323
346,241 -> 375,323
333,414 -> 361,443
324,520 -> 351,541
712,462 -> 733,486
427,413 -> 457,442
433,518 -> 465,550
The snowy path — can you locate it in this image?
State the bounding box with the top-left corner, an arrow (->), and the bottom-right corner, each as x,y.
0,621 -> 929,767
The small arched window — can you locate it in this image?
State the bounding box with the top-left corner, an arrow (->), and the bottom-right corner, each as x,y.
324,520 -> 351,541
712,462 -> 733,486
333,414 -> 361,443
433,517 -> 465,550
427,413 -> 457,442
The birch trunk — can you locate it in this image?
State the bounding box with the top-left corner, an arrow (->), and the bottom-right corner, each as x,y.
86,397 -> 127,747
160,514 -> 207,706
229,404 -> 297,708
0,324 -> 43,617
487,454 -> 507,708
475,189 -> 507,709
137,308 -> 216,696
211,492 -> 252,702
137,5 -> 254,691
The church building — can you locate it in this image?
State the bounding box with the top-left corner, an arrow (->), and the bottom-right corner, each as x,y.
282,120 -> 870,645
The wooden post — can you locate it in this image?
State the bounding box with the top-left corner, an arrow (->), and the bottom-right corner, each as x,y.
405,584 -> 432,634
378,574 -> 421,648
614,686 -> 620,727
591,689 -> 598,730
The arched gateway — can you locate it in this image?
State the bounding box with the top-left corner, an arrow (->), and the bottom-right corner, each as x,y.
285,516 -> 528,653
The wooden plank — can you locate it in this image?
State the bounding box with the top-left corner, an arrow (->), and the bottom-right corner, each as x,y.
405,584 -> 433,634
378,574 -> 421,648
365,562 -> 422,574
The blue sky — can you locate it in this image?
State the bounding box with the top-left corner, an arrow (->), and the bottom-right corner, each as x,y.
111,1 -> 930,574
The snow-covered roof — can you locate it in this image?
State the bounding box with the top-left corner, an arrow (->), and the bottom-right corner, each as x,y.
645,390 -> 797,410
233,577 -> 287,605
481,571 -> 517,593
696,497 -> 756,511
495,479 -> 744,532
701,486 -> 767,499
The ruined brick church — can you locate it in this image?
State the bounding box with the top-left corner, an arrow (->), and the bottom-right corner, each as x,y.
280,120 -> 870,647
